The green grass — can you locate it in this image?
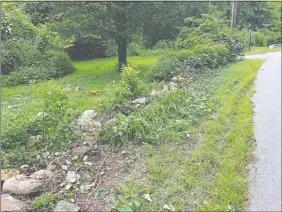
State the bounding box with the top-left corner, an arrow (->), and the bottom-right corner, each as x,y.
245,46 -> 281,55
2,55 -> 159,126
114,59 -> 264,211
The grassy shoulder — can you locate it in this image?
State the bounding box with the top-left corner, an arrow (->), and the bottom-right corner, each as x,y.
245,46 -> 281,55
113,59 -> 264,211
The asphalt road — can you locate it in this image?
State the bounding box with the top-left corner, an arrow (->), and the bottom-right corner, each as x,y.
248,51 -> 282,211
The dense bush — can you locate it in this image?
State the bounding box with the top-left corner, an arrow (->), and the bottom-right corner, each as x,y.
127,42 -> 146,56
1,3 -> 74,87
150,44 -> 229,82
252,29 -> 282,47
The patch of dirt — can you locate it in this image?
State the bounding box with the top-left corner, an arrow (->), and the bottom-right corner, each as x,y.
13,142 -> 149,211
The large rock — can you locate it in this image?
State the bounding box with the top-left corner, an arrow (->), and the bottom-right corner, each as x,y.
54,201 -> 80,212
2,170 -> 53,195
1,169 -> 19,181
77,110 -> 101,132
1,194 -> 27,211
132,97 -> 148,105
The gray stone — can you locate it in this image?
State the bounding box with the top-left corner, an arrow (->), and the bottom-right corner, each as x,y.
77,110 -> 101,132
132,97 -> 148,105
151,90 -> 161,96
66,171 -> 80,183
1,194 -> 27,211
2,170 -> 53,195
54,201 -> 80,212
36,112 -> 48,117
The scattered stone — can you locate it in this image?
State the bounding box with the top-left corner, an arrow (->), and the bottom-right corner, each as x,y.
83,156 -> 88,162
121,150 -> 127,155
65,160 -> 72,166
55,152 -> 60,156
132,97 -> 148,105
75,87 -> 81,92
66,171 -> 80,183
83,162 -> 93,166
65,184 -> 72,191
83,141 -> 87,145
168,82 -> 178,91
77,110 -> 101,132
72,146 -> 91,157
151,89 -> 161,96
1,169 -> 20,181
43,151 -> 50,158
7,105 -> 20,109
1,194 -> 27,211
20,165 -> 29,169
62,165 -> 68,171
72,156 -> 79,161
36,112 -> 48,117
172,76 -> 184,82
54,201 -> 80,212
36,155 -> 41,160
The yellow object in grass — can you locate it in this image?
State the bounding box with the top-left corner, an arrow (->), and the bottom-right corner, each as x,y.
88,90 -> 101,95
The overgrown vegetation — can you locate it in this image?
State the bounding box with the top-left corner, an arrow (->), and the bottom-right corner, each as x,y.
113,59 -> 264,211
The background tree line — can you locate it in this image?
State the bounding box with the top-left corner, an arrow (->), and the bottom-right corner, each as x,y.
1,1 -> 281,85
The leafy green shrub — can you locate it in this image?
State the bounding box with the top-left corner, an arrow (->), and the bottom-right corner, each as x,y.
149,57 -> 183,82
128,42 -> 146,56
33,192 -> 57,209
153,40 -> 175,50
150,44 -> 229,82
1,3 -> 74,87
252,29 -> 282,47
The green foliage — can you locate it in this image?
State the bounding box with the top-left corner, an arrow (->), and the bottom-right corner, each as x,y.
128,42 -> 146,56
1,2 -> 74,86
150,44 -> 229,82
252,29 -> 282,47
32,192 -> 57,209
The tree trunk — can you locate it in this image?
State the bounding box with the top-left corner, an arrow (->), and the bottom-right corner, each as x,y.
117,37 -> 127,72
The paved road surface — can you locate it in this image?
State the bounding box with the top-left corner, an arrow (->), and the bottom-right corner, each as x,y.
248,51 -> 282,211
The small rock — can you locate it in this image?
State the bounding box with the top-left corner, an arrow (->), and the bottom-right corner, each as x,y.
172,76 -> 184,82
132,97 -> 148,105
83,156 -> 88,162
55,152 -> 60,156
62,165 -> 68,171
65,184 -> 72,191
7,105 -> 19,109
54,201 -> 80,212
83,162 -> 93,166
1,194 -> 27,211
20,165 -> 29,169
36,155 -> 41,160
66,171 -> 80,183
151,89 -> 161,96
1,169 -> 20,181
168,82 -> 177,91
72,146 -> 90,157
83,141 -> 87,145
72,156 -> 79,161
36,112 -> 48,117
65,160 -> 72,165
75,87 -> 81,92
121,150 -> 127,155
